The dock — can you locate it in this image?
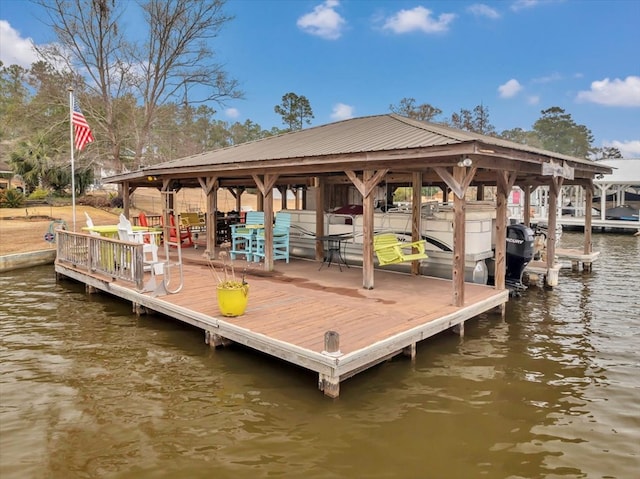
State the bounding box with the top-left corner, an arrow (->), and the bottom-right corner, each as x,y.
557,216 -> 640,233
54,234 -> 508,398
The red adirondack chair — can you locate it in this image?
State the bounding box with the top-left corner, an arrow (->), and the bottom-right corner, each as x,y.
168,213 -> 194,248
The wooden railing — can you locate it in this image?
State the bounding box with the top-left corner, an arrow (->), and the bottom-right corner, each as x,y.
56,230 -> 145,290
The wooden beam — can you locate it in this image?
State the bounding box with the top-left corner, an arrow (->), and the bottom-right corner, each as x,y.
362,170 -> 376,289
584,180 -> 593,254
546,176 -> 563,280
583,180 -> 594,271
252,173 -> 279,195
198,176 -> 218,257
496,170 -> 517,195
344,169 -> 388,197
315,178 -> 325,261
523,184 -> 532,227
494,170 -> 508,294
434,166 -> 477,199
263,186 -> 275,271
452,166 -> 466,306
122,181 -> 131,219
411,172 -> 422,275
279,185 -> 287,210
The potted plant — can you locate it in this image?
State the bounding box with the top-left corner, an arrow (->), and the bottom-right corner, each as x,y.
208,244 -> 249,317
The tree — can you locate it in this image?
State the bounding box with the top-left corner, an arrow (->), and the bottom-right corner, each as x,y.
499,127 -> 543,148
0,62 -> 30,141
9,134 -> 64,192
532,107 -> 594,158
449,104 -> 496,135
274,92 -> 314,130
229,119 -> 269,145
389,97 -> 442,122
592,146 -> 623,160
36,0 -> 242,170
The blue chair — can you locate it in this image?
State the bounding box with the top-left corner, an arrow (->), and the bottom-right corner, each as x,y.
229,211 -> 264,261
254,212 -> 291,263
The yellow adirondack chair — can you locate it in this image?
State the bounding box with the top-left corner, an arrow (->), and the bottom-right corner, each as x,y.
373,233 -> 428,266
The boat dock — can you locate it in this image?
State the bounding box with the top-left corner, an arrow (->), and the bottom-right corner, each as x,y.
54,233 -> 508,398
558,216 -> 640,233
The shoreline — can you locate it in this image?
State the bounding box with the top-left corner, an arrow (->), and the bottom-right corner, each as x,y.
0,249 -> 57,273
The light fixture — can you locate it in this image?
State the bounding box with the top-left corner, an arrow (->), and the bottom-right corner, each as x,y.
457,157 -> 473,167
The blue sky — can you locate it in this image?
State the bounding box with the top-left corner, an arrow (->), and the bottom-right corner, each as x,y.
1,0 -> 639,157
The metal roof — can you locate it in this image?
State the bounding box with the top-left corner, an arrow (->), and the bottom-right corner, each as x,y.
598,159 -> 640,186
106,114 -> 611,184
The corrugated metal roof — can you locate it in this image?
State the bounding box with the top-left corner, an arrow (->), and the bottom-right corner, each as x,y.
108,114 -> 611,182
598,159 -> 640,185
151,114 -> 602,169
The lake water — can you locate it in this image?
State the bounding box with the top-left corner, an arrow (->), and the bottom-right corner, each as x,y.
1,232 -> 638,479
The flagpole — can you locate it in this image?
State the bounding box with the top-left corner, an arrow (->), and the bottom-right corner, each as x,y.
68,87 -> 76,231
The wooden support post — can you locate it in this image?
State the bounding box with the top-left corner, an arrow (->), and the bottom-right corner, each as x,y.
323,330 -> 341,356
207,332 -> 232,348
452,322 -> 465,337
85,284 -> 97,294
584,180 -> 594,272
122,181 -> 131,219
256,190 -> 264,211
452,166 -> 466,306
433,164 -> 479,305
319,373 -> 340,398
132,302 -> 147,316
362,170 -> 375,289
233,187 -> 244,213
315,178 -> 325,261
199,177 -> 218,258
252,174 -> 278,271
411,172 -> 422,275
546,177 -> 563,287
494,172 -> 510,293
402,343 -> 416,361
523,185 -> 532,227
279,186 -> 287,210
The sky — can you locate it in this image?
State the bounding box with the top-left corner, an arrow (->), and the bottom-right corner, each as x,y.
1,0 -> 639,158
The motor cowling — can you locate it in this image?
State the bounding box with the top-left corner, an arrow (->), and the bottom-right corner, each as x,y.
505,224 -> 535,293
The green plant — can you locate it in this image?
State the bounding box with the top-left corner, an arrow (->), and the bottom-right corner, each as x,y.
0,188 -> 25,208
28,188 -> 51,200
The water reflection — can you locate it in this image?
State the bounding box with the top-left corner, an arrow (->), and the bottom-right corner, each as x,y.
1,232 -> 638,478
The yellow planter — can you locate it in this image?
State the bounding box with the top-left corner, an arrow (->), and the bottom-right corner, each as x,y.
216,283 -> 249,317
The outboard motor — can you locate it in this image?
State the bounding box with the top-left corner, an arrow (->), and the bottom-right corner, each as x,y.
505,224 -> 535,294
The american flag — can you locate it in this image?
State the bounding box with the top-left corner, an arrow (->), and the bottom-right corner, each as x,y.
72,96 -> 94,151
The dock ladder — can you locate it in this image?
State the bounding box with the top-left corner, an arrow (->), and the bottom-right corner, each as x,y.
156,190 -> 184,294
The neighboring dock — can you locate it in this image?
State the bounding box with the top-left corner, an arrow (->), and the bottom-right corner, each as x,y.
558,216 -> 640,233
54,236 -> 508,398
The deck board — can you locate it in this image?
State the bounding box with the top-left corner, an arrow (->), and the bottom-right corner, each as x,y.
55,250 -> 508,396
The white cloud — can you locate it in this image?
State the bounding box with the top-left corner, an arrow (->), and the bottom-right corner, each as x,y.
576,76 -> 640,107
0,20 -> 39,68
604,140 -> 640,159
510,0 -> 541,12
527,95 -> 540,105
382,6 -> 455,34
467,4 -> 501,20
498,79 -> 523,98
330,103 -> 354,121
532,72 -> 562,84
225,108 -> 240,119
297,0 -> 346,40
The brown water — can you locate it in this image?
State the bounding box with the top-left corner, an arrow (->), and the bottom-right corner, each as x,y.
1,232 -> 639,479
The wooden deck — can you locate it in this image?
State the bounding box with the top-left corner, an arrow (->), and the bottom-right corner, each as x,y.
55,246 -> 508,398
